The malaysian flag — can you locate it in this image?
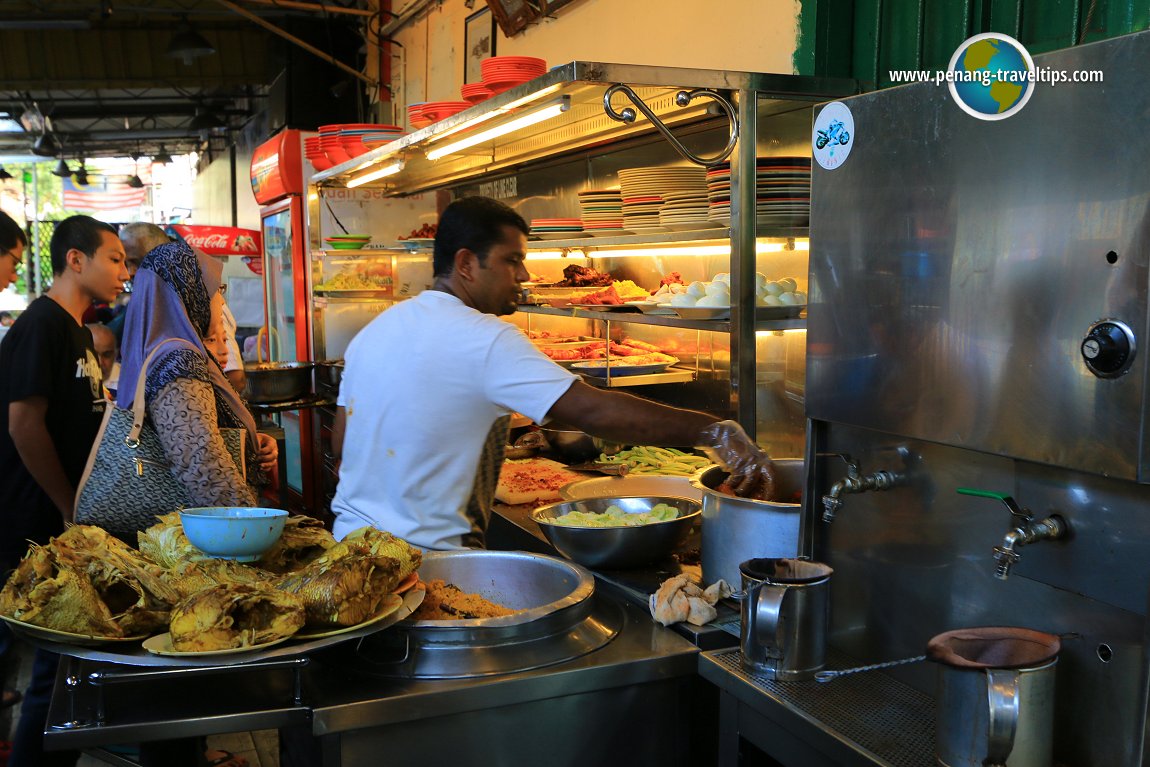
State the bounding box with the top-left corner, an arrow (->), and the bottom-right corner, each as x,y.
62,176 -> 148,213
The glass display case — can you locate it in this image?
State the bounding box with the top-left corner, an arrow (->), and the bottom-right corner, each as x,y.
306,62 -> 858,509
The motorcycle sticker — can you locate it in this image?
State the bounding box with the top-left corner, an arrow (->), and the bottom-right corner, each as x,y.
812,101 -> 855,170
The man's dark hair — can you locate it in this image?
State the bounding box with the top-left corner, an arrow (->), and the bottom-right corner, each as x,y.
433,196 -> 529,277
0,211 -> 26,254
50,215 -> 117,276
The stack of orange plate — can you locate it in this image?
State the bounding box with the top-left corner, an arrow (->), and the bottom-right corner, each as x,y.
481,56 -> 547,94
460,82 -> 493,104
408,104 -> 432,129
304,136 -> 333,171
419,101 -> 472,123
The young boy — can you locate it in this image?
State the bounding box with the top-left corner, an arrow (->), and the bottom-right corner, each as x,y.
0,215 -> 128,767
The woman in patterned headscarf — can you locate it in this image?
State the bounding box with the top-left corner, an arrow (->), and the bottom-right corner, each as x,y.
118,239 -> 276,507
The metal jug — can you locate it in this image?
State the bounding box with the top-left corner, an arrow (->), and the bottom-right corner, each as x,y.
930,627 -> 1060,767
738,558 -> 833,680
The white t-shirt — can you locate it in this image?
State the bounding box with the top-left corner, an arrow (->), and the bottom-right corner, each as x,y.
331,290 -> 576,550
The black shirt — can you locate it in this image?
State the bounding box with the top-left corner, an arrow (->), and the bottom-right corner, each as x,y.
0,296 -> 105,568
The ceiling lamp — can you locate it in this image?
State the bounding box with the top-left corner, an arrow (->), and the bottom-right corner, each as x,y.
152,146 -> 173,164
126,174 -> 145,189
32,132 -> 60,157
0,166 -> 12,181
166,18 -> 215,66
52,158 -> 72,178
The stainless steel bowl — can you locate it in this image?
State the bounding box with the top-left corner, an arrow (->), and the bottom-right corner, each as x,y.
559,474 -> 705,502
532,496 -> 701,569
691,459 -> 804,585
538,426 -> 622,462
314,359 -> 344,391
243,361 -> 315,403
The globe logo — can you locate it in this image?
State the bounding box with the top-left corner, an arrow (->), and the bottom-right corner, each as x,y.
947,33 -> 1035,120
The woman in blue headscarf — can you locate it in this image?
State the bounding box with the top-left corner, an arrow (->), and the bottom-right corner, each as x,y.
119,239 -> 275,507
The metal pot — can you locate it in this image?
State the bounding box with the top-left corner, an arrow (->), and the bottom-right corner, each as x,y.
243,361 -> 315,403
314,360 -> 344,393
692,459 -> 804,585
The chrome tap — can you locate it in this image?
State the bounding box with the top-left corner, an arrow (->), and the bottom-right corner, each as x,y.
821,454 -> 904,523
956,488 -> 1069,580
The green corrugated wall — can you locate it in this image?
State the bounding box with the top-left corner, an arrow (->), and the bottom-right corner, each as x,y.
795,0 -> 1150,85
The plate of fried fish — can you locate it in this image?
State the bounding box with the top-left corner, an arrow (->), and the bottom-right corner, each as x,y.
0,513 -> 425,660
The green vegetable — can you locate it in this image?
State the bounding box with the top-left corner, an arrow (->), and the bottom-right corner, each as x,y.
548,503 -> 680,528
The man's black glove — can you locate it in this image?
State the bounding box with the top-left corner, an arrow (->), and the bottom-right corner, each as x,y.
696,420 -> 776,500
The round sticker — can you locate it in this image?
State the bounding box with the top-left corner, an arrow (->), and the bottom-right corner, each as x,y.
946,33 -> 1035,121
812,101 -> 854,170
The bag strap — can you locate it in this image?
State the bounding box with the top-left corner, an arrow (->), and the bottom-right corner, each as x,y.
126,338 -> 196,448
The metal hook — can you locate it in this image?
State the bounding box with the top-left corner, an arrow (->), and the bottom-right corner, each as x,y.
602,84 -> 739,167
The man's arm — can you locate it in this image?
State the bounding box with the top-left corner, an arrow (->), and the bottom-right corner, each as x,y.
545,380 -> 718,446
9,397 -> 76,522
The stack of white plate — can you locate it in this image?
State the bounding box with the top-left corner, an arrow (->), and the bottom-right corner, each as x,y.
577,190 -> 627,236
658,190 -> 715,231
618,166 -> 707,233
706,157 -> 811,227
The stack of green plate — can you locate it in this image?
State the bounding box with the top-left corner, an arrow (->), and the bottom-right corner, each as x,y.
324,234 -> 371,250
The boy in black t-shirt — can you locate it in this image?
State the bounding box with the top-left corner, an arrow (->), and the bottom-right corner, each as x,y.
0,215 -> 129,767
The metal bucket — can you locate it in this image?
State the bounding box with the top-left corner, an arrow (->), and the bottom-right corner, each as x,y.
692,460 -> 804,585
738,558 -> 833,680
930,627 -> 1060,767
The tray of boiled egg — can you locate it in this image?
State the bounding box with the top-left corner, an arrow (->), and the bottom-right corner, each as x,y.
646,274 -> 806,320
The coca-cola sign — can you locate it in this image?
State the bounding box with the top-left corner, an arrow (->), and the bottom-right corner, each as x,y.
170,225 -> 262,257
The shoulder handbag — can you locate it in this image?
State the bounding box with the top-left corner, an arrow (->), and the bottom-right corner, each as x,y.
74,339 -> 247,537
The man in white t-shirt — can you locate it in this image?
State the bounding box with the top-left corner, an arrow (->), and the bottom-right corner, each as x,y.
332,196 -> 773,550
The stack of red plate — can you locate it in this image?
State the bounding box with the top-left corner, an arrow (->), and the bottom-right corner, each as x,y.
419,101 -> 472,123
303,136 -> 333,171
460,82 -> 493,104
481,56 -> 547,95
407,104 -> 431,129
318,126 -> 352,165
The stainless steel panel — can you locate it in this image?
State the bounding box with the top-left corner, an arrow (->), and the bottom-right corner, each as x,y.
810,425 -> 1148,767
808,32 -> 1150,481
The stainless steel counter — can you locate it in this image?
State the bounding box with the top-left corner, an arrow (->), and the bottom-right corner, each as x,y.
44,581 -> 704,767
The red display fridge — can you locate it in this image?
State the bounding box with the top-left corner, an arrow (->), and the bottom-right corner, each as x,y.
250,129 -> 319,512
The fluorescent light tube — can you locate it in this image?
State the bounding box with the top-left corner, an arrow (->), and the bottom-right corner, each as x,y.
426,98 -> 570,161
346,160 -> 404,188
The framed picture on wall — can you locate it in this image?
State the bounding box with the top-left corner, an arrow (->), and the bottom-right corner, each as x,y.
465,7 -> 497,83
485,0 -> 539,37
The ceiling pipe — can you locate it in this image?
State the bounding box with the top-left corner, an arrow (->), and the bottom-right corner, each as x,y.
239,0 -> 376,16
214,0 -> 379,88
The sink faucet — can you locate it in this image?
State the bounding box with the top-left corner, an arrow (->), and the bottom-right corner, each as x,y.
821,454 -> 904,523
956,488 -> 1069,580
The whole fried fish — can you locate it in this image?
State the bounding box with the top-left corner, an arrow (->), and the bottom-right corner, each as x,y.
275,545 -> 398,627
274,529 -> 420,628
169,584 -> 306,652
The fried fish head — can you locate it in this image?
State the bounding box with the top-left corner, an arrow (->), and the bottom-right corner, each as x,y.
258,515 -> 337,574
169,584 -> 306,652
341,527 -> 422,579
14,559 -> 124,637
